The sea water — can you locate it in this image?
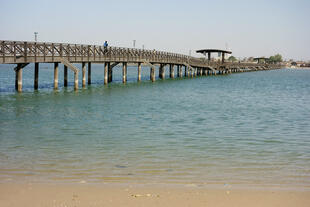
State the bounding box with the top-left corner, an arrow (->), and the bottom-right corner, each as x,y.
0,64 -> 309,188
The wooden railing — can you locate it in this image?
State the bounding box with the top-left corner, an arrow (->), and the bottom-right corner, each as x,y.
0,40 -> 208,66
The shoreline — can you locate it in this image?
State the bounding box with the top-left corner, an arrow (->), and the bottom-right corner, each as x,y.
1,182 -> 309,207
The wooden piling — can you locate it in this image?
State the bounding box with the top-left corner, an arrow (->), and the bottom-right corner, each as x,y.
15,64 -> 22,92
64,65 -> 68,87
170,64 -> 174,78
54,63 -> 58,89
137,62 -> 141,81
34,63 -> 39,90
108,63 -> 112,83
150,67 -> 155,82
122,62 -> 127,83
104,62 -> 108,84
159,64 -> 165,79
82,62 -> 86,87
74,72 -> 78,90
88,62 -> 91,85
179,65 -> 183,77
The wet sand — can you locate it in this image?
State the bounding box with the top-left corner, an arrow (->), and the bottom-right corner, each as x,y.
0,183 -> 309,207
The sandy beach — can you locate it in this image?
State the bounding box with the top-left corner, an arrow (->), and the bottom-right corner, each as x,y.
1,183 -> 309,207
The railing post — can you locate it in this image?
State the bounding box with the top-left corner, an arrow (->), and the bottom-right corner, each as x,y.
75,44 -> 77,61
1,41 -> 4,63
93,45 -> 96,61
13,42 -> 16,62
34,42 -> 37,62
67,44 -> 70,61
87,45 -> 90,62
24,42 -> 27,62
81,45 -> 83,62
43,43 -> 46,62
52,43 -> 54,62
60,44 -> 63,57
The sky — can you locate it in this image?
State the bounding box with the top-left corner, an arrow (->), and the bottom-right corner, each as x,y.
0,0 -> 309,60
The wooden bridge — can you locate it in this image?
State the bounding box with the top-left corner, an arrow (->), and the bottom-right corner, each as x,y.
0,40 -> 282,92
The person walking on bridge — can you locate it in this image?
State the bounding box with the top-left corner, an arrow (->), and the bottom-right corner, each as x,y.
103,41 -> 108,53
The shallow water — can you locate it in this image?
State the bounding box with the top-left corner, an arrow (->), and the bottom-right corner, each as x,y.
0,64 -> 309,187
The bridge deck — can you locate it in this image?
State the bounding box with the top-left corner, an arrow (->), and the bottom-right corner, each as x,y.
0,40 -> 283,92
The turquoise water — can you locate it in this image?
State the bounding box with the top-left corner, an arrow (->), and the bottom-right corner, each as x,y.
0,64 -> 309,187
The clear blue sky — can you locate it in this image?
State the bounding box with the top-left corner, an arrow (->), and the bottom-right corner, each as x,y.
0,0 -> 309,60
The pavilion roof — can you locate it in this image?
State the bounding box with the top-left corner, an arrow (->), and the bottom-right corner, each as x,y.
196,49 -> 232,54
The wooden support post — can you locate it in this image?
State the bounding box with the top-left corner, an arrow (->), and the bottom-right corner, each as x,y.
82,62 -> 86,87
137,62 -> 141,81
184,66 -> 187,77
104,62 -> 109,84
177,65 -> 180,77
64,65 -> 68,87
208,52 -> 211,62
122,62 -> 127,83
170,64 -> 174,78
222,52 -> 225,63
54,63 -> 58,89
179,65 -> 183,77
34,63 -> 39,90
159,64 -> 165,79
108,63 -> 112,83
15,64 -> 22,92
74,72 -> 78,90
88,62 -> 91,85
150,67 -> 155,82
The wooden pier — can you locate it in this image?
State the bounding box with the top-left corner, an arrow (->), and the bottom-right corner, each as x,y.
0,40 -> 282,92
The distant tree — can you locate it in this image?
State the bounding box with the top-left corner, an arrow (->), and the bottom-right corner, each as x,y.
228,56 -> 237,62
274,54 -> 283,62
248,57 -> 254,62
268,54 -> 283,63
